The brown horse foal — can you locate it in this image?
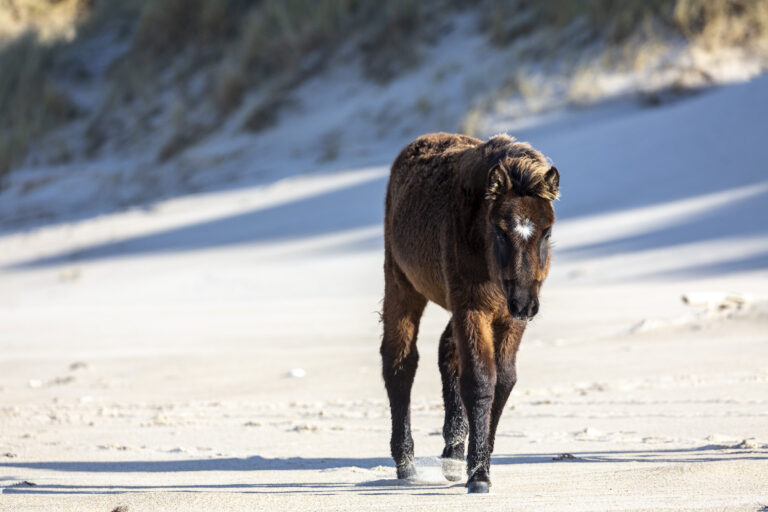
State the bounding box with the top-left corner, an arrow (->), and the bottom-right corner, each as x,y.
381,132 -> 559,493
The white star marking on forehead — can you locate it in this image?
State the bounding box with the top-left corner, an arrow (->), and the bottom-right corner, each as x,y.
514,217 -> 534,241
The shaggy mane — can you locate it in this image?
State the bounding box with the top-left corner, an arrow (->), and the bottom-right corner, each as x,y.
488,134 -> 559,201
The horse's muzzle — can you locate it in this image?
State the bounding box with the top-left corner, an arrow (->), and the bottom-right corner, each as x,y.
508,295 -> 539,320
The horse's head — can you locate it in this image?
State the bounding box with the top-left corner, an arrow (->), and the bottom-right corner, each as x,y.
484,155 -> 559,321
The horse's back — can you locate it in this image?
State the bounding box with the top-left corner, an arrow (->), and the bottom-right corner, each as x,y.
384,133 -> 481,309
388,132 -> 478,185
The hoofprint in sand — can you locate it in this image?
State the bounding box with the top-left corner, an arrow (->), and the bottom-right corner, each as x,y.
2,76 -> 768,512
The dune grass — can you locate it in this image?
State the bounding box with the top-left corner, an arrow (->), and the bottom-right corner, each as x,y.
0,32 -> 79,176
486,0 -> 768,48
0,0 -> 88,42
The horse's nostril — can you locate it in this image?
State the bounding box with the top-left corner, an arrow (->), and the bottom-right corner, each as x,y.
508,295 -> 539,319
528,296 -> 539,316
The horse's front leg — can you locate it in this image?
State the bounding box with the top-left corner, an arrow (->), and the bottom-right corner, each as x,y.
489,320 -> 523,455
453,309 -> 496,493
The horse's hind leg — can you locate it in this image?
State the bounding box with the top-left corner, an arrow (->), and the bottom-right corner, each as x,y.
438,321 -> 468,481
380,261 -> 427,479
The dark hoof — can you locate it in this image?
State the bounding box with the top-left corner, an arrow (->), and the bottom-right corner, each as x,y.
396,463 -> 417,480
467,481 -> 490,494
441,458 -> 464,482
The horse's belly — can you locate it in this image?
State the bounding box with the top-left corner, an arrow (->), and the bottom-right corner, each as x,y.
392,242 -> 449,310
405,266 -> 448,309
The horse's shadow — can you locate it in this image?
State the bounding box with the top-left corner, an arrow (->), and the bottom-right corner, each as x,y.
2,446 -> 765,495
1,455 -> 391,474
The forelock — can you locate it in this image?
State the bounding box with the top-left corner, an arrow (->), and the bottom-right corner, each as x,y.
489,136 -> 558,201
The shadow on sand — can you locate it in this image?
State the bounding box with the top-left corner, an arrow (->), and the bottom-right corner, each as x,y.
2,446 -> 765,495
5,172 -> 768,278
5,173 -> 389,270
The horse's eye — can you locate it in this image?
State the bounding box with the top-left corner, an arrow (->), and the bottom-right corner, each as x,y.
539,228 -> 550,270
493,225 -> 512,267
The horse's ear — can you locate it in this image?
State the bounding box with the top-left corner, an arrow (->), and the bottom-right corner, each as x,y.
544,166 -> 560,199
485,165 -> 510,200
